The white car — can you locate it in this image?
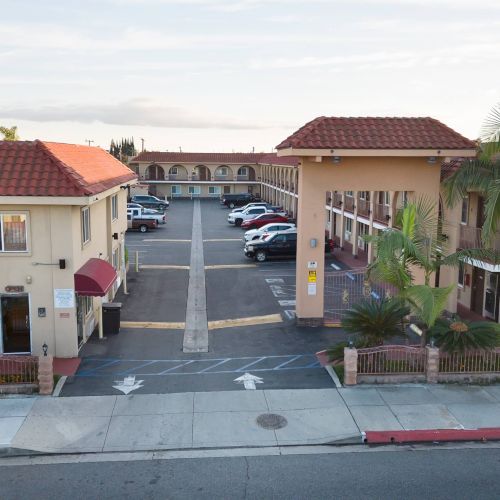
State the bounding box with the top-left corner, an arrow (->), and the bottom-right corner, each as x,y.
228,206 -> 274,226
230,202 -> 270,214
127,207 -> 166,224
244,222 -> 296,242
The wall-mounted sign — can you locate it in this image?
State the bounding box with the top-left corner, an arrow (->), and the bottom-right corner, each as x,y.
5,285 -> 24,293
59,312 -> 70,319
54,289 -> 75,309
308,271 -> 317,283
308,283 -> 317,296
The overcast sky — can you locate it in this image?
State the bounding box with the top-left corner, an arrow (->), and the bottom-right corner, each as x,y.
1,0 -> 499,152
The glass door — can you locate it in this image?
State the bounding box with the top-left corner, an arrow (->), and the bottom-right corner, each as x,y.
1,295 -> 31,353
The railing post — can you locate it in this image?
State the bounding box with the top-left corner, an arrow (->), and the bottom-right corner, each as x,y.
344,347 -> 358,386
38,355 -> 54,395
426,346 -> 439,383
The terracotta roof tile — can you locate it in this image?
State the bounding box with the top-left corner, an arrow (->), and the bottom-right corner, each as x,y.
0,141 -> 137,197
276,117 -> 477,151
259,153 -> 299,167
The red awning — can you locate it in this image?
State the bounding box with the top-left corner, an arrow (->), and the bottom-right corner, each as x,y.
74,258 -> 117,297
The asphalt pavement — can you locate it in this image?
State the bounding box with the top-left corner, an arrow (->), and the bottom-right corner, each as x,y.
61,199 -> 345,396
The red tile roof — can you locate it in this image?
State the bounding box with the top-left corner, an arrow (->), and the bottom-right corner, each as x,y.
132,151 -> 266,164
259,153 -> 299,167
0,141 -> 137,197
276,117 -> 477,151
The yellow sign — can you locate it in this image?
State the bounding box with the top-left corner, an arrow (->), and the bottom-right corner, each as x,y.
308,271 -> 317,283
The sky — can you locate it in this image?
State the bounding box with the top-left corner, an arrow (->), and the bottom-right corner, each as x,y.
1,0 -> 499,152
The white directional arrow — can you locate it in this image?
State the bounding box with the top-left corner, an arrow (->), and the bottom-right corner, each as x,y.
234,372 -> 263,390
113,375 -> 144,395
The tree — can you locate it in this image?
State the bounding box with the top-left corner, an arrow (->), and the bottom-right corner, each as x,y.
443,103 -> 500,245
366,200 -> 497,343
0,125 -> 19,141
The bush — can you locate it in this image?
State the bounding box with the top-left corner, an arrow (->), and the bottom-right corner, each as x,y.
341,298 -> 410,346
430,317 -> 500,353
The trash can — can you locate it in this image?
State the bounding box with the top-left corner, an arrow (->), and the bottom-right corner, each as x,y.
102,302 -> 122,335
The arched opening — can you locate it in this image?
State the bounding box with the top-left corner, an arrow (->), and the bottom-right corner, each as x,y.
168,165 -> 188,180
215,165 -> 233,180
145,164 -> 165,181
237,165 -> 255,181
193,165 -> 211,181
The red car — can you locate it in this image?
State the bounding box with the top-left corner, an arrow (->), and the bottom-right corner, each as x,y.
240,213 -> 289,230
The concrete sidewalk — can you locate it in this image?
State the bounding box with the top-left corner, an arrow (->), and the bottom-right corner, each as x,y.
2,385 -> 500,454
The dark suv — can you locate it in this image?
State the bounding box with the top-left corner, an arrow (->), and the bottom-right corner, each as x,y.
130,195 -> 169,211
220,193 -> 256,209
244,230 -> 297,262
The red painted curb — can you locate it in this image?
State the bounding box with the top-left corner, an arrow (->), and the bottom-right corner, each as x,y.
364,428 -> 500,444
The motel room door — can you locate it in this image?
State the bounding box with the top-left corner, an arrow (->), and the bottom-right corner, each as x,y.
471,267 -> 485,316
0,295 -> 31,353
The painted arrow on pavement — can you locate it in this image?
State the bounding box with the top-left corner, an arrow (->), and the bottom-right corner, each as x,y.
113,375 -> 144,395
234,372 -> 263,390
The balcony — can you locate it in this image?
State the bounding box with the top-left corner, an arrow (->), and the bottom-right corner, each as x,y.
333,192 -> 342,207
460,226 -> 500,252
236,175 -> 249,181
144,174 -> 166,181
168,174 -> 188,181
214,175 -> 233,181
344,195 -> 355,212
357,198 -> 370,217
374,203 -> 391,223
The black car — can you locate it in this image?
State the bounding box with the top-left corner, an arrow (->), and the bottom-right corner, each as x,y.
130,195 -> 169,211
220,193 -> 256,209
244,230 -> 297,262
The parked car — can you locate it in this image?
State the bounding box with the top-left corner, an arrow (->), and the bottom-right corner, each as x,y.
127,207 -> 166,225
220,193 -> 256,209
130,195 -> 169,211
244,222 -> 296,242
230,202 -> 271,213
127,202 -> 145,210
228,206 -> 284,226
240,213 -> 289,230
244,230 -> 297,262
127,213 -> 158,233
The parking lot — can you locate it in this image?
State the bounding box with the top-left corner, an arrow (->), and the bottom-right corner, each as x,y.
62,199 -> 345,396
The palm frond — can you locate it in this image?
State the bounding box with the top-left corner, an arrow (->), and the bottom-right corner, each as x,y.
440,248 -> 500,268
482,178 -> 500,245
405,284 -> 454,328
480,102 -> 500,144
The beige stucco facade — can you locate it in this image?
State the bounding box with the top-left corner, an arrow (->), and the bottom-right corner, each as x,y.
0,187 -> 130,357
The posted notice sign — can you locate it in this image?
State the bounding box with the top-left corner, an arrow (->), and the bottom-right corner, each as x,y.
308,271 -> 317,283
54,289 -> 75,309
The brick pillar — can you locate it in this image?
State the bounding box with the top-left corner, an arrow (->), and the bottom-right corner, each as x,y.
38,355 -> 54,395
426,347 -> 439,384
344,347 -> 358,386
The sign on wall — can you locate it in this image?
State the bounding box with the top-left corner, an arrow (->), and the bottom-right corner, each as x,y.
54,289 -> 75,309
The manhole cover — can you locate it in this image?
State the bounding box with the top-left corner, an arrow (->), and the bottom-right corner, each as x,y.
256,413 -> 288,430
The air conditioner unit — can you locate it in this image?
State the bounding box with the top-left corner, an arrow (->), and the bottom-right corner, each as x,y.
358,236 -> 365,248
344,230 -> 351,242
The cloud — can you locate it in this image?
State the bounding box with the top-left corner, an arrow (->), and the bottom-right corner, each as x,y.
0,99 -> 281,130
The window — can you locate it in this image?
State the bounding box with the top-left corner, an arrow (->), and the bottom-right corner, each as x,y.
171,185 -> 182,196
208,186 -> 221,195
218,166 -> 228,176
223,186 -> 231,194
112,247 -> 119,270
111,194 -> 118,220
458,261 -> 465,287
461,196 -> 469,224
188,186 -> 201,195
83,296 -> 93,316
170,166 -> 178,175
359,191 -> 369,200
345,218 -> 353,232
81,207 -> 91,244
0,213 -> 28,252
345,191 -> 353,197
238,167 -> 248,176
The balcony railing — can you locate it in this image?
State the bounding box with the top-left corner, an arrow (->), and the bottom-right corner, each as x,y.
344,195 -> 355,212
333,192 -> 342,207
374,203 -> 391,223
214,175 -> 233,181
236,175 -> 249,181
357,198 -> 370,217
144,174 -> 166,181
168,174 -> 189,181
460,226 -> 500,251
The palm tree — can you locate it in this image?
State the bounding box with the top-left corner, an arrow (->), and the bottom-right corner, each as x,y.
366,200 -> 497,343
443,103 -> 500,245
0,125 -> 19,141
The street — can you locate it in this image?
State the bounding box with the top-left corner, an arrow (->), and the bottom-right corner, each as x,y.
1,446 -> 500,499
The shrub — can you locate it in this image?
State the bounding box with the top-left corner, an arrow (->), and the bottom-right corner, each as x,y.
341,298 -> 410,346
430,317 -> 500,353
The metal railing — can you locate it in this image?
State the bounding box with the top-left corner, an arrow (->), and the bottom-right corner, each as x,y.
0,355 -> 38,384
236,175 -> 249,181
357,198 -> 370,217
333,192 -> 342,207
439,349 -> 500,373
344,195 -> 355,212
214,175 -> 233,181
374,203 -> 391,223
357,346 -> 427,375
459,226 -> 500,251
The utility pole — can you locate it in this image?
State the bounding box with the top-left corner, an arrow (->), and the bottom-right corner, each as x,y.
140,138 -> 145,152
179,146 -> 182,153
85,139 -> 94,147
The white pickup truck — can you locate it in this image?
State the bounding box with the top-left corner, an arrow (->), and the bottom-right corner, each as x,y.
227,206 -> 286,227
127,207 -> 166,225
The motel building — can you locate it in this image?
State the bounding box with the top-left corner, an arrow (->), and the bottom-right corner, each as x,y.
0,141 -> 137,358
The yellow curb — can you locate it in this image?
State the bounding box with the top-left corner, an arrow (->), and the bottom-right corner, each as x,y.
142,239 -> 191,242
140,265 -> 190,270
120,321 -> 185,330
323,322 -> 342,328
204,264 -> 257,270
208,313 -> 283,330
203,239 -> 243,242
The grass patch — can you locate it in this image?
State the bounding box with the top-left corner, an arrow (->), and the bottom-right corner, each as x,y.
333,363 -> 344,385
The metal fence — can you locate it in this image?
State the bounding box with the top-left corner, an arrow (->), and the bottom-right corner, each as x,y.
357,346 -> 427,375
439,349 -> 500,374
324,267 -> 395,324
0,355 -> 39,384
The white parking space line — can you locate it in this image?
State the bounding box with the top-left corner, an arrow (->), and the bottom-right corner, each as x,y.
143,239 -> 192,242
203,238 -> 242,242
265,278 -> 284,284
283,310 -> 296,320
278,300 -> 296,307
